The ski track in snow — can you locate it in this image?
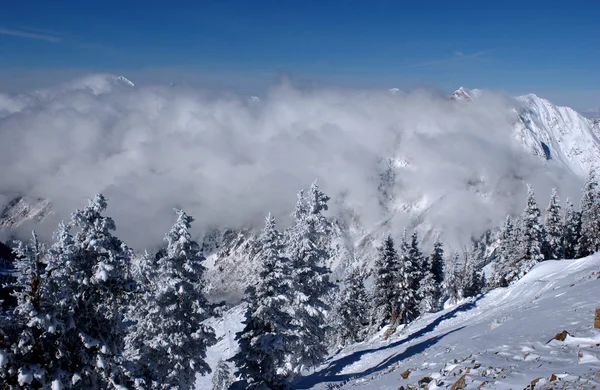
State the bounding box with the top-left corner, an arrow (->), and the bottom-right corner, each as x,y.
199,254 -> 600,389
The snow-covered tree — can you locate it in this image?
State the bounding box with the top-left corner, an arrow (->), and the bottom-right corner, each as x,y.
563,198 -> 581,259
516,186 -> 544,267
491,215 -> 517,287
212,359 -> 233,390
285,181 -> 333,374
429,239 -> 445,286
397,231 -> 421,324
0,232 -> 68,388
232,214 -> 296,389
124,209 -> 216,390
543,188 -> 564,260
25,195 -> 134,388
444,252 -> 462,304
417,262 -> 437,314
461,249 -> 482,298
577,171 -> 600,257
371,234 -> 400,328
335,268 -> 369,345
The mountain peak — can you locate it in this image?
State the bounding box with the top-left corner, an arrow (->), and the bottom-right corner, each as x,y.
451,86 -> 481,101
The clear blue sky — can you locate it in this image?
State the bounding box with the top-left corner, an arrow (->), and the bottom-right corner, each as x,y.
1,0 -> 598,109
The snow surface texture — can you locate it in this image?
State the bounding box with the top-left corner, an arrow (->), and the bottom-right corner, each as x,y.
199,254 -> 600,389
0,76 -> 593,251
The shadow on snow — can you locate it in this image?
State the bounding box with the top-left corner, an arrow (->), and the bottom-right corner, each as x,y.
293,299 -> 480,389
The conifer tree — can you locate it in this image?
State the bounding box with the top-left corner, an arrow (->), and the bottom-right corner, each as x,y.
563,198 -> 582,259
372,234 -> 400,328
516,186 -> 544,268
444,252 -> 462,304
397,231 -> 421,324
0,232 -> 70,388
461,249 -> 482,298
429,239 -> 445,285
232,214 -> 295,389
577,171 -> 600,257
285,181 -> 333,374
417,260 -> 438,314
212,359 -> 233,390
125,209 -> 216,390
543,188 -> 564,260
57,194 -> 133,388
335,268 -> 369,345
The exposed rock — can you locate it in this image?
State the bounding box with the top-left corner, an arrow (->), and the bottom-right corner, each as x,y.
450,374 -> 467,390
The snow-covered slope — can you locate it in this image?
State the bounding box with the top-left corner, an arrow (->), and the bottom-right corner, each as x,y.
452,87 -> 600,176
201,255 -> 600,389
0,196 -> 52,229
514,93 -> 600,176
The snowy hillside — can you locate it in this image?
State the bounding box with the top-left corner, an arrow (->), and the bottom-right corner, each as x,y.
514,94 -> 600,176
201,254 -> 600,389
453,87 -> 600,176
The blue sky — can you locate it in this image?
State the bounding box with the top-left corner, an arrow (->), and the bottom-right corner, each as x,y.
1,0 -> 598,109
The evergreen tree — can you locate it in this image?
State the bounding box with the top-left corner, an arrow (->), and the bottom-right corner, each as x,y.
429,239 -> 445,285
397,231 -> 421,324
417,261 -> 438,314
543,188 -> 564,260
444,252 -> 462,304
285,181 -> 333,374
212,359 -> 233,390
50,194 -> 133,388
0,232 -> 70,388
515,186 -> 544,273
371,234 -> 400,328
577,171 -> 600,257
461,249 -> 482,298
232,214 -> 295,390
563,198 -> 582,259
124,209 -> 216,390
335,269 -> 369,345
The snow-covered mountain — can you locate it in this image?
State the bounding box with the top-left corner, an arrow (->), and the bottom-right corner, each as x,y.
453,87 -> 600,176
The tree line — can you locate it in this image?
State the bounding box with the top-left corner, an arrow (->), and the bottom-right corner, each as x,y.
1,170 -> 599,389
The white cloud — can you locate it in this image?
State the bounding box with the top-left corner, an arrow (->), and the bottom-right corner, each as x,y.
0,74 -> 580,250
0,28 -> 60,42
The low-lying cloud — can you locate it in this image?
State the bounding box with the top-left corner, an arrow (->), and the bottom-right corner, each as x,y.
0,74 -> 581,251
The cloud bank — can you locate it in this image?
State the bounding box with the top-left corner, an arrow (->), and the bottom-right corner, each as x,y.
0,74 -> 581,250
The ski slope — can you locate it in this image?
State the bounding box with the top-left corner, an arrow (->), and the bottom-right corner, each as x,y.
200,254 -> 600,389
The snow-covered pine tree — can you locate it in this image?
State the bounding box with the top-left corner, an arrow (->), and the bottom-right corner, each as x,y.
285,181 -> 333,374
514,186 -> 544,275
407,231 -> 425,309
397,230 -> 421,324
124,209 -> 216,390
66,194 -> 134,388
443,252 -> 462,304
0,232 -> 68,388
429,239 -> 445,286
417,258 -> 437,314
577,171 -> 600,257
461,249 -> 482,298
543,188 -> 564,260
232,214 -> 296,390
335,268 -> 369,345
212,359 -> 233,390
563,198 -> 582,259
372,234 -> 400,329
491,215 -> 514,287
20,195 -> 134,388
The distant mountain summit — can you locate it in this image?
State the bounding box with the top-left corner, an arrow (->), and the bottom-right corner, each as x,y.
450,87 -> 600,176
